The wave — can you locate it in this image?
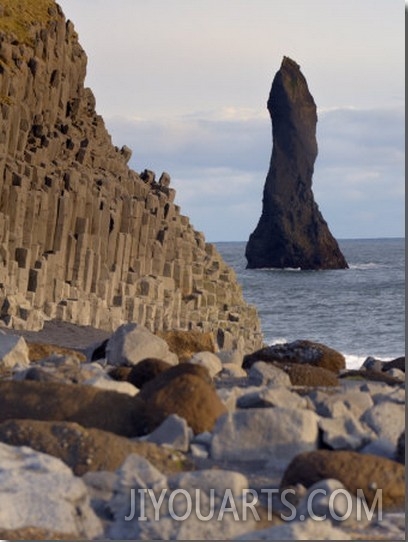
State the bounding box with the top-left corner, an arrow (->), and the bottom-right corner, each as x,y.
348,262 -> 384,270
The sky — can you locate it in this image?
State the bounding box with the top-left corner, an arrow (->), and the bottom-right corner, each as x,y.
57,0 -> 404,242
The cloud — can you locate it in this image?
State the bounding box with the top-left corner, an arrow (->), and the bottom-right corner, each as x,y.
105,105 -> 404,241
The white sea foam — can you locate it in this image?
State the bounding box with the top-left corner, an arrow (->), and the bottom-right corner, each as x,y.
348,262 -> 383,270
344,354 -> 367,370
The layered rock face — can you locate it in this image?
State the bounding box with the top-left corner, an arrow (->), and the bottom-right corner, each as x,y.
0,1 -> 262,351
246,57 -> 348,270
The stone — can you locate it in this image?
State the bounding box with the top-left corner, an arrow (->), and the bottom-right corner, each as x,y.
237,386 -> 307,410
158,329 -> 217,362
243,339 -> 345,372
217,348 -> 244,366
0,442 -> 102,538
106,323 -> 178,367
236,517 -> 350,540
139,364 -> 227,434
127,358 -> 173,389
108,460 -> 255,540
361,401 -> 405,448
145,413 -> 192,452
245,56 -> 348,270
0,331 -> 30,368
382,356 -> 405,372
248,361 -> 291,386
188,351 -> 223,378
0,419 -> 188,476
280,449 -> 405,509
310,389 -> 374,419
211,408 -> 319,468
285,363 -> 339,387
295,478 -> 366,526
318,413 -> 375,450
0,380 -> 160,437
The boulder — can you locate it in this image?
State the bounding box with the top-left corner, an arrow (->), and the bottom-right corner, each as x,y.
127,358 -> 173,388
361,400 -> 405,448
245,56 -> 348,271
318,413 -> 375,450
236,517 -> 350,540
0,380 -> 159,437
139,364 -> 226,434
382,356 -> 405,373
0,419 -> 188,476
0,442 -> 102,538
211,408 -> 319,468
106,323 -> 178,367
362,356 -> 405,373
157,329 -> 216,362
145,413 -> 192,452
285,363 -> 339,387
237,386 -> 307,410
243,340 -> 345,373
247,361 -> 291,386
310,388 -> 373,419
188,351 -> 223,378
0,331 -> 30,369
280,449 -> 405,509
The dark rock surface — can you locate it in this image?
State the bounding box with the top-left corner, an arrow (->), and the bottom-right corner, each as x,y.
242,339 -> 345,373
246,56 -> 348,270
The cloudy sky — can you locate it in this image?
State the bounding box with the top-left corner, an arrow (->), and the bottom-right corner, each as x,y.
58,0 -> 404,242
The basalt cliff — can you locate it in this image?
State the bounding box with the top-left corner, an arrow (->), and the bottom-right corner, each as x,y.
0,1 -> 262,351
246,57 -> 348,270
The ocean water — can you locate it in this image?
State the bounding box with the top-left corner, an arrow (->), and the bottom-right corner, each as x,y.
216,238 -> 405,369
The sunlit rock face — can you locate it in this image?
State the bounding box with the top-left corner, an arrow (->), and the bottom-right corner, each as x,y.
246,57 -> 348,270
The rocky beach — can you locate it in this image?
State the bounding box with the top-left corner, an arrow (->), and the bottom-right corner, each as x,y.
0,322 -> 405,540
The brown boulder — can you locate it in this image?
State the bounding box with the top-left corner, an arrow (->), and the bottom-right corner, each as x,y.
0,419 -> 190,476
0,380 -> 160,437
127,358 -> 173,388
157,329 -> 216,362
139,363 -> 226,434
283,362 -> 339,387
280,449 -> 405,509
243,340 -> 345,373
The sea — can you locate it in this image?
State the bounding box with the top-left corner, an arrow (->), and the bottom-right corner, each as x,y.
216,238 -> 405,370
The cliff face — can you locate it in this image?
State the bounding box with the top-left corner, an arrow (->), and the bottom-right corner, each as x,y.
245,57 -> 348,270
0,1 -> 262,351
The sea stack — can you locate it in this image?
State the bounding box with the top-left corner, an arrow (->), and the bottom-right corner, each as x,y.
245,57 -> 348,270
